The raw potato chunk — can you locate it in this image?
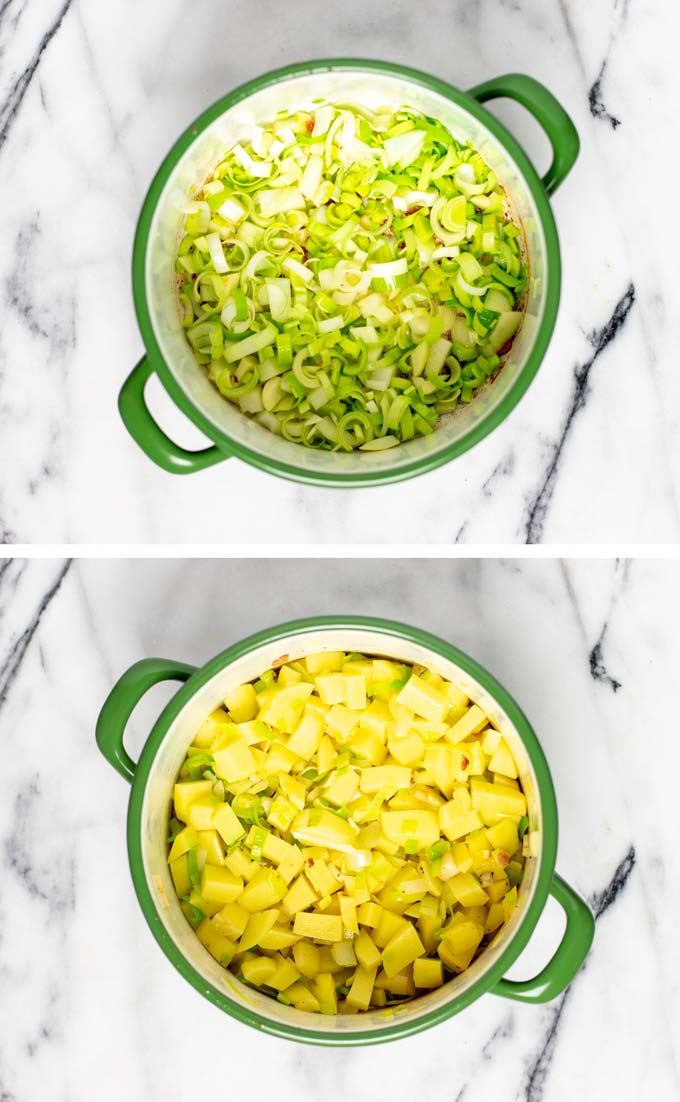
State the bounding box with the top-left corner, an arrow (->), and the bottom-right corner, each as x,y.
167,649 -> 528,1015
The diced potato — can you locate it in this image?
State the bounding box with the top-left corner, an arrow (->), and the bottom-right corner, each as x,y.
169,649 -> 528,1017
282,874 -> 318,916
213,901 -> 249,940
313,972 -> 337,1014
224,683 -> 259,723
447,704 -> 488,744
360,765 -> 411,793
259,684 -> 314,733
293,940 -> 321,979
293,912 -> 343,943
285,706 -> 324,759
382,922 -> 425,977
291,809 -> 358,852
238,867 -> 287,912
173,780 -> 213,823
488,738 -> 519,779
212,737 -> 257,783
413,957 -> 444,988
212,802 -> 246,847
396,674 -> 449,722
346,966 -> 377,1011
167,826 -> 198,864
200,865 -> 244,904
355,930 -> 381,970
239,908 -> 281,952
305,651 -> 345,675
196,918 -> 237,966
242,955 -> 277,986
381,809 -> 439,852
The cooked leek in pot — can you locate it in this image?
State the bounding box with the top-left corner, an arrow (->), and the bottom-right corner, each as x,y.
167,650 -> 529,1014
175,101 -> 526,452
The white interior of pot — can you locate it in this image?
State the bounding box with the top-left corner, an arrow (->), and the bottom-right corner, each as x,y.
141,628 -> 543,1036
145,68 -> 548,474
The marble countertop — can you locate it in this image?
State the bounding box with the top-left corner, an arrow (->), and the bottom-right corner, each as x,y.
1,0 -> 679,545
0,556 -> 678,1099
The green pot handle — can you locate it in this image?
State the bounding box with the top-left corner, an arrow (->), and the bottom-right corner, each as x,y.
119,356 -> 228,474
96,658 -> 196,783
493,873 -> 595,1003
467,73 -> 579,196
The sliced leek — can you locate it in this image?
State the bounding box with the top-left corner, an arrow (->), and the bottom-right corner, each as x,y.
176,101 -> 526,452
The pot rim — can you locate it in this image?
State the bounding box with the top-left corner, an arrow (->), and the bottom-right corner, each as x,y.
131,58 -> 562,487
126,615 -> 558,1045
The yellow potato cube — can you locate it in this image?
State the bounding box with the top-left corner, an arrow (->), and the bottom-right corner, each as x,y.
325,704 -> 362,743
200,865 -> 244,904
344,674 -> 367,710
439,803 -> 483,841
293,940 -> 321,979
167,826 -> 198,864
225,846 -> 259,883
382,922 -> 425,977
358,701 -> 392,739
485,901 -> 505,933
239,907 -> 281,952
481,727 -> 502,754
223,683 -> 259,723
267,794 -> 297,833
258,925 -> 300,951
360,765 -> 411,794
196,918 -> 237,966
396,673 -> 449,722
282,874 -> 318,916
291,809 -> 358,852
488,738 -> 519,779
238,867 -> 287,912
438,920 -> 483,971
193,708 -> 231,748
357,901 -> 383,928
381,810 -> 439,851
285,981 -> 321,1012
387,730 -> 426,766
258,684 -> 313,733
293,912 -> 343,943
324,768 -> 359,808
486,819 -> 519,856
268,953 -> 300,991
305,858 -> 340,897
373,910 -> 408,949
315,673 -> 346,706
305,651 -> 345,675
413,958 -> 444,988
285,707 -> 324,759
241,955 -> 277,986
348,728 -> 387,766
470,779 -> 526,825
212,737 -> 257,783
331,939 -> 357,968
212,901 -> 249,940
276,664 -> 303,687
339,894 -> 359,935
447,705 -> 488,744
313,972 -> 337,1014
449,872 -> 489,907
169,853 -> 191,897
452,841 -> 473,873
279,774 -> 307,810
264,743 -> 300,774
355,930 -> 381,971
346,965 -> 377,1011
173,780 -> 213,823
212,802 -> 246,847
197,829 -> 226,866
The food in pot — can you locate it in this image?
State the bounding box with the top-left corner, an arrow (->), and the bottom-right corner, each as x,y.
167,651 -> 529,1014
175,101 -> 526,452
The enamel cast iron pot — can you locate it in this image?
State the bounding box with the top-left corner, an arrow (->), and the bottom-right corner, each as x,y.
120,60 -> 579,486
96,617 -> 594,1045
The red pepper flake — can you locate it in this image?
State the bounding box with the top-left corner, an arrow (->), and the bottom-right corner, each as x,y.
307,858 -> 315,867
499,340 -> 513,356
460,755 -> 470,770
272,654 -> 290,669
306,118 -> 314,134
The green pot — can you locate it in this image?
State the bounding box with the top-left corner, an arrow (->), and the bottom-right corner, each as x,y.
120,60 -> 578,485
96,617 -> 594,1045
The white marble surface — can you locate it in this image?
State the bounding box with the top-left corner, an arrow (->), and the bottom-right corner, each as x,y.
0,0 -> 679,544
0,556 -> 678,1099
